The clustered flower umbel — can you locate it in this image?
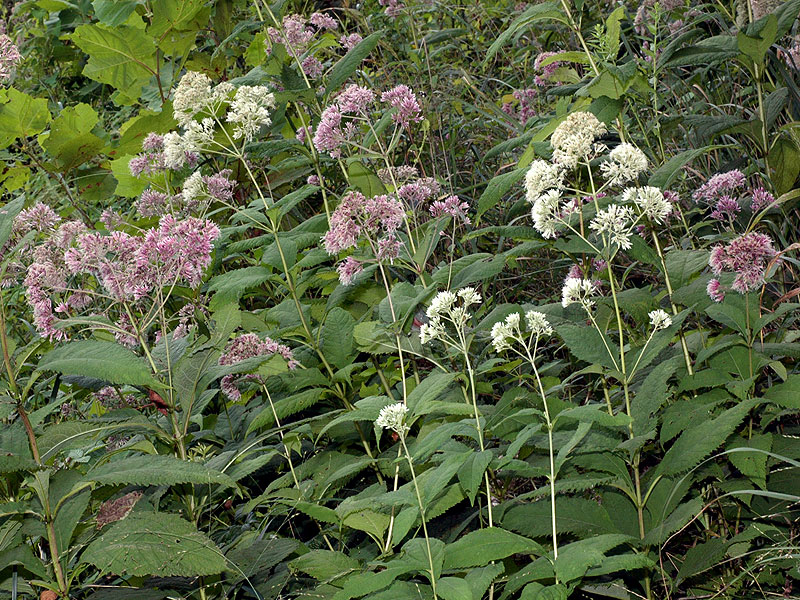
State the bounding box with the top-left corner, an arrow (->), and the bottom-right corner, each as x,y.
648,309 -> 672,331
218,333 -> 299,401
312,84 -> 422,158
134,72 -> 275,174
20,203 -> 219,341
376,402 -> 409,435
561,277 -> 597,310
525,112 -> 657,246
491,310 -> 553,353
419,288 -> 482,345
323,190 -> 405,285
692,169 -> 777,223
707,232 -> 778,301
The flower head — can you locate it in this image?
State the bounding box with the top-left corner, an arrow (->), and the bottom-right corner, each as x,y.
601,143 -> 648,186
530,189 -> 563,239
625,186 -> 672,223
550,112 -> 607,169
590,204 -> 635,249
226,85 -> 276,142
561,277 -> 596,309
648,309 -> 672,330
376,402 -> 409,435
693,170 -> 746,203
709,232 -> 777,294
525,159 -> 563,203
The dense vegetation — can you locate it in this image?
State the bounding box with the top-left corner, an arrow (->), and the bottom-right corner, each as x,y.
1,0 -> 800,598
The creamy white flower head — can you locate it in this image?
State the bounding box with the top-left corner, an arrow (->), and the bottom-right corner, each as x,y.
550,112 -> 607,169
525,159 -> 563,202
427,290 -> 456,319
589,203 -> 635,250
182,171 -> 204,204
627,186 -> 671,224
458,287 -> 482,306
648,309 -> 672,330
525,310 -> 553,337
183,118 -> 215,151
419,322 -> 442,345
226,85 -> 276,142
163,131 -> 187,169
490,312 -> 520,353
376,402 -> 409,435
600,143 -> 648,186
531,189 -> 562,239
211,81 -> 235,103
173,71 -> 213,127
561,277 -> 596,309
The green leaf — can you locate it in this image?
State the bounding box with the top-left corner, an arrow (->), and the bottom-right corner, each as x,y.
39,103 -> 104,170
322,307 -> 355,370
290,550 -> 359,581
208,266 -> 271,309
347,161 -> 386,197
437,576 -> 473,600
657,397 -> 759,476
111,154 -> 149,197
0,197 -> 25,250
86,454 -> 236,488
81,512 -> 226,576
0,89 -> 51,147
342,509 -> 390,538
476,169 -> 526,219
553,534 -> 631,583
728,433 -> 772,489
455,450 -> 493,506
326,30 -> 384,94
443,527 -> 543,569
676,538 -> 729,585
769,136 -> 800,196
71,23 -> 156,104
556,323 -> 620,371
648,147 -> 714,189
38,341 -> 162,388
407,372 -> 456,415
93,0 -> 139,26
483,2 -> 564,65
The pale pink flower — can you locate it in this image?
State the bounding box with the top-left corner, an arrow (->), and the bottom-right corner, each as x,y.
709,232 -> 777,294
381,85 -> 422,127
337,256 -> 363,285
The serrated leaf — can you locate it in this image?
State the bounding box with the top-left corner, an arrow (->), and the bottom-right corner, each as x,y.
82,512 -> 226,576
0,89 -> 51,147
38,341 -> 162,388
322,307 -> 355,370
71,23 -> 156,104
290,549 -> 359,581
86,454 -> 236,488
443,527 -> 543,569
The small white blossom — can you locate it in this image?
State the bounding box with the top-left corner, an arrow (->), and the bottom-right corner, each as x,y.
600,143 -> 648,186
226,85 -> 276,142
490,320 -> 513,352
182,118 -> 215,151
376,402 -> 409,435
626,186 -> 672,224
427,290 -> 456,319
182,171 -> 204,204
589,203 -> 635,250
531,189 -> 563,239
525,159 -> 563,202
550,112 -> 607,169
561,277 -> 596,309
163,132 -> 187,169
525,310 -> 553,337
648,309 -> 672,330
457,287 -> 482,306
173,71 -> 213,127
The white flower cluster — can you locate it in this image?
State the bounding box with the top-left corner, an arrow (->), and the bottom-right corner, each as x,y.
623,186 -> 672,224
589,204 -> 635,250
226,85 -> 276,142
561,277 -> 596,309
550,111 -> 607,169
376,402 -> 409,435
490,310 -> 552,353
162,118 -> 215,169
166,72 -> 276,165
419,287 -> 482,345
530,189 -> 562,239
600,143 -> 648,186
525,159 -> 563,202
173,71 -> 213,127
648,309 -> 672,330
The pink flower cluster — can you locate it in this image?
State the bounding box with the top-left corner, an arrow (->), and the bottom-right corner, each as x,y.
708,232 -> 777,299
0,33 -> 21,80
218,333 -> 298,400
534,52 -> 564,86
381,85 -> 423,127
313,84 -> 423,157
23,215 -> 219,341
340,33 -> 363,51
379,0 -> 405,18
323,191 -> 406,284
430,195 -> 470,224
503,88 -> 538,124
267,13 -> 338,77
129,133 -> 197,177
692,170 -> 746,203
